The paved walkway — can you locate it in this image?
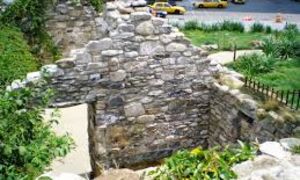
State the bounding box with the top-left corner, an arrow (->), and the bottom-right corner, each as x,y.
207,50 -> 263,65
44,104 -> 91,176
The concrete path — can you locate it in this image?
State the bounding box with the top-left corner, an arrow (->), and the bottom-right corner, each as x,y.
44,104 -> 91,176
208,50 -> 263,65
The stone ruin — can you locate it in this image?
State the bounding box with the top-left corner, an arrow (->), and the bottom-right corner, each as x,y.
6,0 -> 300,174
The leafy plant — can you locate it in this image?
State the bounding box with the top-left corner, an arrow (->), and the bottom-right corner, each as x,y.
229,54 -> 277,76
261,28 -> 300,60
220,21 -> 244,33
149,141 -> 257,180
90,0 -> 104,12
181,21 -> 244,32
183,20 -> 199,30
284,23 -> 299,33
0,80 -> 74,179
265,26 -> 272,34
291,145 -> 300,154
261,36 -> 280,57
0,26 -> 38,87
250,23 -> 265,33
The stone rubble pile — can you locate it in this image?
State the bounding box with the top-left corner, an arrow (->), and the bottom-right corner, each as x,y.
233,138 -> 300,180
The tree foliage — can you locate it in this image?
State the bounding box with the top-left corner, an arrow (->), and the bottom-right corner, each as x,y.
0,80 -> 74,179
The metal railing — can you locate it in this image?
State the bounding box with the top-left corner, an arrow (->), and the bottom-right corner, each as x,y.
244,77 -> 300,110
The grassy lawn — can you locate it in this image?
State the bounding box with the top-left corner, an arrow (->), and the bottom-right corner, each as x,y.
182,26 -> 300,91
256,59 -> 300,91
182,30 -> 267,50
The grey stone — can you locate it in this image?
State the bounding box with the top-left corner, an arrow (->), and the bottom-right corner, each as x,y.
11,80 -> 23,89
280,138 -> 300,151
161,71 -> 175,81
130,12 -> 151,21
137,115 -> 155,123
118,23 -> 135,32
140,41 -> 164,56
124,102 -> 145,117
124,51 -> 138,58
26,72 -> 41,82
110,70 -> 126,82
86,38 -> 112,52
101,50 -> 123,57
136,21 -> 155,36
108,95 -> 124,107
56,58 -> 75,68
259,141 -> 290,159
166,43 -> 187,52
160,34 -> 176,44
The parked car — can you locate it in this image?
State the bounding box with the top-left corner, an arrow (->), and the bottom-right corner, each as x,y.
149,2 -> 186,14
193,0 -> 228,8
232,0 -> 245,4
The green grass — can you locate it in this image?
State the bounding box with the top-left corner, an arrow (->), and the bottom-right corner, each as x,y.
182,30 -> 266,50
256,59 -> 300,91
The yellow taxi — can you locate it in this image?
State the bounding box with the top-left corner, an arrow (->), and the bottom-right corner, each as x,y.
149,2 -> 186,14
193,0 -> 228,8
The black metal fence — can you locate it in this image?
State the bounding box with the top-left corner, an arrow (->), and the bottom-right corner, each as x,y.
244,77 -> 300,110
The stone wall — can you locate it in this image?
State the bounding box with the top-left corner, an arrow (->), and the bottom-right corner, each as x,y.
6,0 -> 300,172
7,1 -> 217,169
209,79 -> 300,147
46,0 -> 106,56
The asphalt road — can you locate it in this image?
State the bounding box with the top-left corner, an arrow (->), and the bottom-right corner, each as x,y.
177,0 -> 300,13
168,0 -> 300,28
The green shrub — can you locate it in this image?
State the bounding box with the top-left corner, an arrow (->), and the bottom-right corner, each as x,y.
220,21 -> 244,32
284,23 -> 299,33
149,141 -> 257,180
182,21 -> 244,32
0,26 -> 38,87
265,26 -> 272,34
250,23 -> 265,33
261,36 -> 280,57
261,29 -> 300,59
229,54 -> 277,76
90,0 -> 104,12
0,80 -> 74,179
183,20 -> 199,30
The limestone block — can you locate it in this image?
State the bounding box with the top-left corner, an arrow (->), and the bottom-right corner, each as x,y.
124,102 -> 145,117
